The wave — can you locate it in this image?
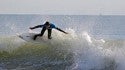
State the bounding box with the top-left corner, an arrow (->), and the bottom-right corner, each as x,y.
0,28 -> 125,70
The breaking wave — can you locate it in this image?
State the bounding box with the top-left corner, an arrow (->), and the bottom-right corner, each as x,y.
0,28 -> 123,70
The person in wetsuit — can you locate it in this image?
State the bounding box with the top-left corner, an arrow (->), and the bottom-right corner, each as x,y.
29,21 -> 68,40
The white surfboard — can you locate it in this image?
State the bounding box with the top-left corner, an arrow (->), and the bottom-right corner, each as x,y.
18,33 -> 49,44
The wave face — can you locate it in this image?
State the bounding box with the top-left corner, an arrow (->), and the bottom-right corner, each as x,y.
0,15 -> 125,70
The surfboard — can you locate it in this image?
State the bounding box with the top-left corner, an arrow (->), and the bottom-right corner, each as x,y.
18,33 -> 49,43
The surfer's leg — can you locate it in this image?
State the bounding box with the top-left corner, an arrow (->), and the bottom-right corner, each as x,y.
48,29 -> 52,39
33,34 -> 41,40
40,27 -> 46,36
33,27 -> 46,40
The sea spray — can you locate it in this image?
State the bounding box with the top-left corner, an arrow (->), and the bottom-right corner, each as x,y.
0,15 -> 125,70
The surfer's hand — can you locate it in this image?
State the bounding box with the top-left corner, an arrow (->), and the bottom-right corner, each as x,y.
29,27 -> 34,30
64,32 -> 68,34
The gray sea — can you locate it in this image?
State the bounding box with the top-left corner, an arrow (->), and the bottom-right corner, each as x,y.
0,15 -> 125,70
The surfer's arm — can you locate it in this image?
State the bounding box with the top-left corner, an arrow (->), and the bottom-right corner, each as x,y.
30,25 -> 43,29
55,27 -> 68,34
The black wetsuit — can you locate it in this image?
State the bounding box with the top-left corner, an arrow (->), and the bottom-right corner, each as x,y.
32,23 -> 66,40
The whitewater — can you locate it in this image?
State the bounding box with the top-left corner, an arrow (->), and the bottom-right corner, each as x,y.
0,15 -> 125,70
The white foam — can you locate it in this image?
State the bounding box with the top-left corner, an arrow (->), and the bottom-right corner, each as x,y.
0,28 -> 125,70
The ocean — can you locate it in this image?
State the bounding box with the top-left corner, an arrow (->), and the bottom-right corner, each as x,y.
0,15 -> 125,70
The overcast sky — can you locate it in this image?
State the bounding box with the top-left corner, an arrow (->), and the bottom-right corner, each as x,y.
0,0 -> 125,15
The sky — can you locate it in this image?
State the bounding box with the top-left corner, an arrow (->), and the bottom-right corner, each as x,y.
0,0 -> 125,15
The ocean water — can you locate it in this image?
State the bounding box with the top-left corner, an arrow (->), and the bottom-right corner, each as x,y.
0,15 -> 125,70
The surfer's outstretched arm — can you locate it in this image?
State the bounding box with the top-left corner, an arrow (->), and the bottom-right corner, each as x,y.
30,25 -> 43,29
55,27 -> 68,34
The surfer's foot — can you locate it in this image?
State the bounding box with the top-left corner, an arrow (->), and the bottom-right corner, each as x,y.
33,37 -> 36,40
48,37 -> 52,39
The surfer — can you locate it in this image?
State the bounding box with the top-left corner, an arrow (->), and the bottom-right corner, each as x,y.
29,21 -> 68,40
